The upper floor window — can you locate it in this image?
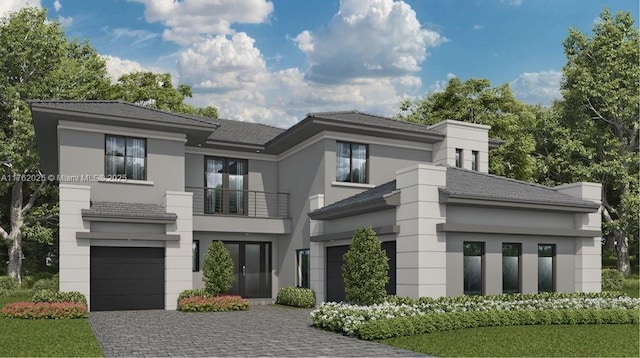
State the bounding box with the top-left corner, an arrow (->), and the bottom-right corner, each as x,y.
105,135 -> 146,180
455,148 -> 463,168
471,151 -> 479,171
205,157 -> 248,215
336,142 -> 368,183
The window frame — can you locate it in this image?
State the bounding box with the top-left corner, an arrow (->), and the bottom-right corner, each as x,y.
335,141 -> 369,184
192,240 -> 200,272
296,249 -> 310,288
471,150 -> 479,171
104,134 -> 147,180
537,243 -> 556,293
455,148 -> 463,168
463,241 -> 484,295
502,243 -> 521,294
204,157 -> 249,215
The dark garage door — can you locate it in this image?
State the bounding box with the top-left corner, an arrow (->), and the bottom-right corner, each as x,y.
90,246 -> 165,311
325,241 -> 396,302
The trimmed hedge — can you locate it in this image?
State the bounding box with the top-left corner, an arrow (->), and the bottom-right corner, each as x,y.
276,287 -> 316,308
178,295 -> 249,312
177,288 -> 210,302
1,302 -> 88,319
31,290 -> 87,305
357,308 -> 640,340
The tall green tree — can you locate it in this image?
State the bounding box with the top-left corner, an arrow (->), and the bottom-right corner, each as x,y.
398,78 -> 538,181
537,9 -> 639,275
109,71 -> 218,118
0,7 -> 111,283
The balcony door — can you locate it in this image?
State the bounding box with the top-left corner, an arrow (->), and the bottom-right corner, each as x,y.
223,242 -> 271,298
205,157 -> 248,215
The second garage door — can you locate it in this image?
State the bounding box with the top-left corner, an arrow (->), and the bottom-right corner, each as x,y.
326,241 -> 396,302
90,246 -> 165,311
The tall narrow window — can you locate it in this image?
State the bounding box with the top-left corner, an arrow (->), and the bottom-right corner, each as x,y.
296,249 -> 310,288
105,135 -> 146,180
455,148 -> 463,168
205,158 -> 248,215
471,151 -> 479,171
463,242 -> 484,295
502,243 -> 521,293
538,244 -> 555,292
336,142 -> 368,183
192,240 -> 200,272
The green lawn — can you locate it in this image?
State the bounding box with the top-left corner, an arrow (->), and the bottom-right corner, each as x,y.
0,296 -> 103,357
381,324 -> 640,357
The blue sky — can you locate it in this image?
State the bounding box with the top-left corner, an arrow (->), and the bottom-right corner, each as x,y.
1,0 -> 637,128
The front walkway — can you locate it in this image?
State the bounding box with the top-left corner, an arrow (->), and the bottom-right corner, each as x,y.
89,305 -> 425,357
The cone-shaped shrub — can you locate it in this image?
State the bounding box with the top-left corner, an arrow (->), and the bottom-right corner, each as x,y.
342,227 -> 389,305
202,240 -> 235,295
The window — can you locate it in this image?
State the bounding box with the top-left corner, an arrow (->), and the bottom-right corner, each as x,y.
105,135 -> 146,180
336,142 -> 368,183
192,240 -> 200,272
463,242 -> 484,295
538,244 -> 555,292
455,148 -> 463,168
204,157 -> 248,215
502,243 -> 521,293
296,249 -> 310,288
471,151 -> 479,171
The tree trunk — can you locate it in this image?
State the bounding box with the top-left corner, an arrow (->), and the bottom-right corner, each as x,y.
603,236 -> 615,250
616,234 -> 631,276
6,179 -> 24,284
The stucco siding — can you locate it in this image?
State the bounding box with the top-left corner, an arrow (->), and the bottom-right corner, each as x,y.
320,209 -> 396,236
447,206 -> 576,230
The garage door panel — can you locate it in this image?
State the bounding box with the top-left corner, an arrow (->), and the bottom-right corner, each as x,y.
90,246 -> 165,311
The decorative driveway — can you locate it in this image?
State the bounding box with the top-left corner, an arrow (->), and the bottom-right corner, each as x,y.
89,305 -> 425,357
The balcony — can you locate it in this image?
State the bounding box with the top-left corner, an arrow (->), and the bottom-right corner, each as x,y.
187,187 -> 289,218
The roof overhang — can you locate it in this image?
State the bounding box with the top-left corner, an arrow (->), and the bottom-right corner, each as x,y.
439,189 -> 600,213
76,232 -> 180,241
308,191 -> 400,220
437,223 -> 601,238
310,225 -> 399,242
265,117 -> 445,154
29,104 -> 217,175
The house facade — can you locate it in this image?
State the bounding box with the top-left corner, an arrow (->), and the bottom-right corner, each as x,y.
30,101 -> 602,311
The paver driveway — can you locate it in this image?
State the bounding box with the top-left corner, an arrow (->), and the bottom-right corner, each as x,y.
89,304 -> 425,357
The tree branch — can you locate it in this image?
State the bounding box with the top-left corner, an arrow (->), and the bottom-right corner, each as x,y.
0,226 -> 9,242
21,179 -> 47,215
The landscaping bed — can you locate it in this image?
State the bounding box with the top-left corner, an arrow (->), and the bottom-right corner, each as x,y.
310,292 -> 640,339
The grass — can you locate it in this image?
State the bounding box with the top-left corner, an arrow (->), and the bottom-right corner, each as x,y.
0,296 -> 103,357
381,324 -> 640,357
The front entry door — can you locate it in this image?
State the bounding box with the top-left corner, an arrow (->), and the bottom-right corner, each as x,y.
223,242 -> 271,298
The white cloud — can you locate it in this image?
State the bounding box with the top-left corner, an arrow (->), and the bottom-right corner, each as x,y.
103,55 -> 146,83
53,0 -> 61,12
500,0 -> 523,6
57,15 -> 72,26
294,0 -> 446,83
472,24 -> 483,30
426,73 -> 456,94
0,0 -> 41,17
510,70 -> 562,105
107,27 -> 160,47
131,0 -> 273,45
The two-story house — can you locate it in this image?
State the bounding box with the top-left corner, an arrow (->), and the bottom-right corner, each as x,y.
29,100 -> 602,311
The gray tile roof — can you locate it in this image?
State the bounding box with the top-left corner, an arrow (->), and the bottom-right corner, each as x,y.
308,111 -> 442,135
208,117 -> 285,145
310,167 -> 598,217
29,100 -> 218,128
309,180 -> 397,217
82,201 -> 177,220
445,167 -> 598,208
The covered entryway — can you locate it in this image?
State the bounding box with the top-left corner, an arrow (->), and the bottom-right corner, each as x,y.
90,246 -> 165,311
325,241 -> 396,302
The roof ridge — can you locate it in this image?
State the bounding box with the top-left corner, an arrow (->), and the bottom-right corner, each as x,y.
117,101 -> 218,127
212,117 -> 285,131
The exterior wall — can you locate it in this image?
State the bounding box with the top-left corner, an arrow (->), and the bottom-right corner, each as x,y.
164,192 -> 193,310
446,206 -> 576,230
446,233 -> 575,295
191,232 -> 279,298
395,164 -> 447,298
428,120 -> 489,173
320,209 -> 396,235
58,122 -> 185,204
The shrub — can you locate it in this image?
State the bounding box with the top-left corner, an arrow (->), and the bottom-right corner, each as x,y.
177,288 -> 210,302
31,274 -> 59,291
342,227 -> 389,305
31,290 -> 87,305
602,268 -> 625,291
357,309 -> 640,340
178,295 -> 249,312
276,287 -> 316,308
202,241 -> 235,295
0,276 -> 17,290
1,301 -> 87,319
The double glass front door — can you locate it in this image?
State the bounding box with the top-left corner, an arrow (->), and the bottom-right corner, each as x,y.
223,242 -> 271,298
